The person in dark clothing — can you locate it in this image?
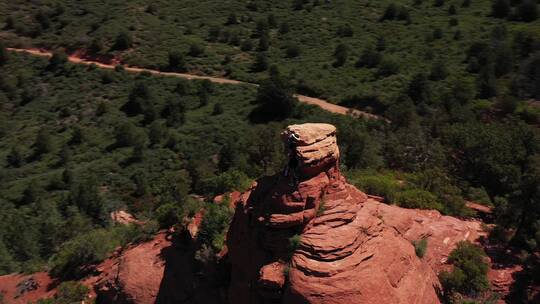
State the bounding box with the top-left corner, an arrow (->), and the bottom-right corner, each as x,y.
284,133 -> 300,186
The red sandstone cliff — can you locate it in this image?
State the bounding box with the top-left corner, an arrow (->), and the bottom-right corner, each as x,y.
226,123 -> 482,304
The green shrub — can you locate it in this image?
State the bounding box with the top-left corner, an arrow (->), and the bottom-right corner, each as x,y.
394,189 -> 443,211
351,173 -> 401,201
198,203 -> 232,251
412,238 -> 428,258
288,234 -> 302,257
155,203 -> 182,228
200,169 -> 251,196
317,200 -> 326,216
54,281 -> 89,304
439,241 -> 489,296
49,229 -> 119,279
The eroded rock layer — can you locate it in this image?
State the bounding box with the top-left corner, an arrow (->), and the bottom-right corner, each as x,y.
227,123 -> 443,304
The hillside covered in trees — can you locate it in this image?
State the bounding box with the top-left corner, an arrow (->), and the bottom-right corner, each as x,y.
0,0 -> 539,303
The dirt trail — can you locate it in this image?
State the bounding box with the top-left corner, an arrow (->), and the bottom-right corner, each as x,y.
7,48 -> 383,120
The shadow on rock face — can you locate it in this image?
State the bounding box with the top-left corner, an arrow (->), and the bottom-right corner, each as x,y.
155,232 -> 230,304
94,230 -> 229,304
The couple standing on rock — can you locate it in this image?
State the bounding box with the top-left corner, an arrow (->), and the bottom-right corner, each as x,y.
284,132 -> 300,187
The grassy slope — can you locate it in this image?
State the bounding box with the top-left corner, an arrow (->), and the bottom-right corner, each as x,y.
1,0 -> 539,103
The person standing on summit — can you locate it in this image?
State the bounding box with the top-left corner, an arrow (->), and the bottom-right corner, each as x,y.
284,132 -> 300,186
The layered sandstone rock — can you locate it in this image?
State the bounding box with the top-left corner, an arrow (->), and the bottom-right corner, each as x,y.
227,123 -> 445,304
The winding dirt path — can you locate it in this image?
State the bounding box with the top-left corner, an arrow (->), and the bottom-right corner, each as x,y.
7,48 -> 383,120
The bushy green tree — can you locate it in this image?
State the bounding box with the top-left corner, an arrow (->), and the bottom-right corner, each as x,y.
477,64 -> 498,98
226,12 -> 238,25
355,47 -> 381,68
492,0 -> 511,18
68,175 -> 104,224
333,43 -> 348,67
212,103 -> 224,115
258,33 -> 269,51
114,32 -> 132,50
58,144 -> 72,166
48,50 -> 68,69
439,241 -> 489,296
54,281 -> 89,304
199,203 -> 232,250
114,122 -> 147,148
377,57 -> 400,77
88,38 -> 103,54
429,60 -> 449,80
121,82 -> 157,120
163,98 -> 186,126
517,0 -> 538,22
515,51 -> 540,98
69,126 -> 85,145
251,75 -> 297,121
380,3 -> 398,21
148,121 -> 166,146
49,229 -> 118,279
132,170 -> 150,197
188,43 -> 205,57
407,73 -> 432,103
286,43 -> 301,58
252,52 -> 268,72
0,42 -> 8,65
34,128 -> 53,156
168,51 -> 186,71
6,145 -> 23,167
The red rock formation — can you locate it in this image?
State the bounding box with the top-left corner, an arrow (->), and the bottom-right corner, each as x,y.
227,123 -> 444,304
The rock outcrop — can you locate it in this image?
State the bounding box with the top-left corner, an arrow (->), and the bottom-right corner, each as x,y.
227,123 -> 452,304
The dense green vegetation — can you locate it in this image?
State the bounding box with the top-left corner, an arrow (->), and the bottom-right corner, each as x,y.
0,51 -> 352,277
1,0 -> 538,106
0,0 -> 539,302
34,281 -> 89,304
439,241 -> 490,302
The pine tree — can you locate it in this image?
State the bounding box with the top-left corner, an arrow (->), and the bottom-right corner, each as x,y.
6,146 -> 23,167
0,42 -> 8,65
492,0 -> 511,18
132,171 -> 149,197
168,51 -> 186,71
252,52 -> 268,72
34,129 -> 53,156
477,64 -> 498,98
58,144 -> 72,166
114,32 -> 132,50
333,43 -> 348,67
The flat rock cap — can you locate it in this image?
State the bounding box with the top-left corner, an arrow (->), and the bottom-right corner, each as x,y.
282,123 -> 336,146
